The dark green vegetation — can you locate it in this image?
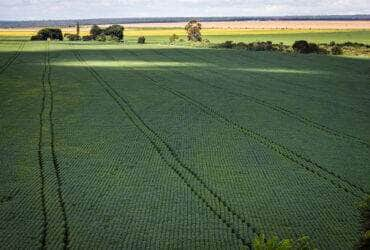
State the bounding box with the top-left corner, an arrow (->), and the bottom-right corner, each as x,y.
0,41 -> 369,249
31,28 -> 63,41
87,24 -> 124,41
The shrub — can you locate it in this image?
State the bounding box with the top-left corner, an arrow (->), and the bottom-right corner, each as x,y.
220,41 -> 235,48
82,35 -> 94,41
103,25 -> 124,40
138,36 -> 146,44
95,34 -> 106,42
329,41 -> 336,46
292,40 -> 310,53
357,196 -> 370,249
292,40 -> 326,54
90,24 -> 103,39
253,234 -> 316,250
32,28 -> 63,41
66,34 -> 81,41
169,33 -> 179,43
30,35 -> 43,41
331,45 -> 343,55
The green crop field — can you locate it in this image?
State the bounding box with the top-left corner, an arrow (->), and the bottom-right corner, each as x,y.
0,40 -> 369,249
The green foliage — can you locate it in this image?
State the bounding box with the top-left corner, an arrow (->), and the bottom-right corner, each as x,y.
89,24 -> 124,41
358,196 -> 370,249
95,34 -> 107,42
169,33 -> 179,43
104,24 -> 124,40
331,45 -> 343,55
82,35 -> 94,41
90,24 -> 103,39
253,234 -> 316,250
138,36 -> 146,44
217,41 -> 290,52
292,40 -> 327,54
66,34 -> 81,41
185,20 -> 202,42
31,28 -> 63,41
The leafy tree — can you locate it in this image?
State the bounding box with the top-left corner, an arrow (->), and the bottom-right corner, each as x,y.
76,22 -> 80,36
103,25 -> 124,40
31,28 -> 63,41
90,24 -> 103,39
138,36 -> 145,44
185,20 -> 202,42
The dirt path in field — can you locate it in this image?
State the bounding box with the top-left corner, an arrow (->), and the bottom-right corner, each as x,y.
123,20 -> 370,30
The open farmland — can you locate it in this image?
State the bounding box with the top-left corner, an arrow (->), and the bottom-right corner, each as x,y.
1,24 -> 370,45
0,40 -> 370,249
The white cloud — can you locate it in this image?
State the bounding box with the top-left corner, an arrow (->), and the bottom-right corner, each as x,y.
0,0 -> 369,20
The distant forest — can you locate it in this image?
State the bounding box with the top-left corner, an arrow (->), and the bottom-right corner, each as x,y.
0,15 -> 370,28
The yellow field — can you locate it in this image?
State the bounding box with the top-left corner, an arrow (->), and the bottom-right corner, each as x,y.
1,26 -> 368,37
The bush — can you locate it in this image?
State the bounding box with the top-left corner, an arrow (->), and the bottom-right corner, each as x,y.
95,34 -> 106,42
220,41 -> 235,48
30,35 -> 43,41
169,33 -> 179,43
66,34 -> 81,41
292,40 -> 326,54
89,24 -> 124,41
253,234 -> 316,250
82,35 -> 94,41
138,36 -> 145,44
90,24 -> 103,39
329,41 -> 336,46
104,25 -> 124,40
331,45 -> 343,55
32,28 -> 63,41
292,40 -> 310,53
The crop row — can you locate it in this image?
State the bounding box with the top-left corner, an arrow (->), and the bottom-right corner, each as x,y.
118,49 -> 367,199
168,48 -> 370,145
0,41 -> 25,74
72,48 -> 258,248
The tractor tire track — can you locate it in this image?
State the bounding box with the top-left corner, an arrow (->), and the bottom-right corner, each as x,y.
38,42 -> 69,249
122,49 -> 368,199
0,41 -> 25,74
37,42 -> 48,249
46,44 -> 70,250
72,49 -> 258,249
156,48 -> 369,148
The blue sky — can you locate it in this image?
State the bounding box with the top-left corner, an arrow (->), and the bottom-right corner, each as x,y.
0,0 -> 369,21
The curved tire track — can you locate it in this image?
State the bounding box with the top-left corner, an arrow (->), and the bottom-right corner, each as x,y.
122,49 -> 368,199
163,48 -> 370,148
72,48 -> 258,249
0,41 -> 25,74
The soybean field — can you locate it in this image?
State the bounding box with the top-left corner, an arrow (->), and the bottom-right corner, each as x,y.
0,40 -> 369,249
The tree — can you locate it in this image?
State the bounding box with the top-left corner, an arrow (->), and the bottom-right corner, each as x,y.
76,22 -> 80,36
185,20 -> 202,42
138,36 -> 145,44
31,28 -> 63,41
90,24 -> 102,39
103,25 -> 124,40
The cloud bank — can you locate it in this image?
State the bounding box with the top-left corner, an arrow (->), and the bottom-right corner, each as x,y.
0,0 -> 369,20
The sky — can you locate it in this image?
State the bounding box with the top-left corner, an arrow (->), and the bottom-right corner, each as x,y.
0,0 -> 369,21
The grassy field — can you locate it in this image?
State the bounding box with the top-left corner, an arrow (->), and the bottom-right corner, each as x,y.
1,27 -> 370,45
0,39 -> 369,249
